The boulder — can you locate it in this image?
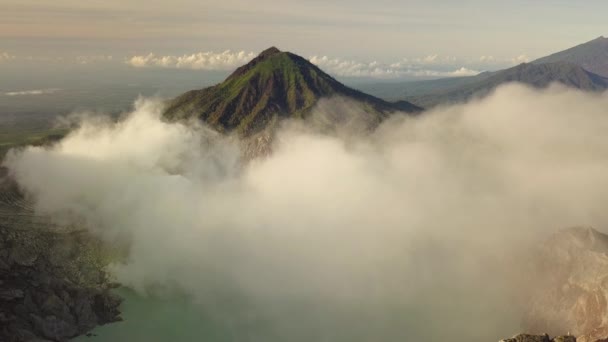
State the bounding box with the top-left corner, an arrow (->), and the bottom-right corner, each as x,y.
40,293 -> 73,325
30,314 -> 78,341
499,334 -> 575,342
0,288 -> 24,300
10,245 -> 38,267
500,334 -> 551,342
71,289 -> 98,330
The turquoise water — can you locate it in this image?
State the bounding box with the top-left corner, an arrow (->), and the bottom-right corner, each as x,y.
72,288 -> 235,342
73,285 -> 521,342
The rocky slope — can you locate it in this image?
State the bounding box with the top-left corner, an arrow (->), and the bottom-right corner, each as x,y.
0,171 -> 122,341
403,62 -> 608,108
359,36 -> 608,108
163,47 -> 421,136
533,36 -> 608,77
524,227 -> 608,342
500,334 -> 576,342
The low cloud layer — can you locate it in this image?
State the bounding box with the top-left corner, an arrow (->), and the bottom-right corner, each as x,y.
124,50 -> 530,79
0,52 -> 15,62
3,88 -> 61,96
309,54 -> 535,79
5,84 -> 608,341
127,50 -> 256,70
309,55 -> 480,78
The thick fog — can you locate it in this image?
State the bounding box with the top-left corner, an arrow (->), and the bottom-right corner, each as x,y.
5,83 -> 608,341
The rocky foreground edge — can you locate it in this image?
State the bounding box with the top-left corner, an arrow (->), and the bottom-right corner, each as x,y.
0,222 -> 122,342
500,334 -> 577,342
0,172 -> 122,342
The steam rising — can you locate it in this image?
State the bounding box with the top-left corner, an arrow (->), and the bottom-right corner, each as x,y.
5,84 -> 608,341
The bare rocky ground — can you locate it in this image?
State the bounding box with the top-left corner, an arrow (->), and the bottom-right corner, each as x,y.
0,170 -> 122,342
522,226 -> 608,342
500,334 -> 577,342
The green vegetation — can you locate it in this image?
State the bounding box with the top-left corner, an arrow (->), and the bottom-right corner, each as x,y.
0,127 -> 68,159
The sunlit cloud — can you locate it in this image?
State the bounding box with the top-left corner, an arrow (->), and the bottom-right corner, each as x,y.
309,55 -> 479,79
0,52 -> 16,62
511,54 -> 531,64
127,50 -> 256,70
3,88 -> 61,96
126,51 -> 481,78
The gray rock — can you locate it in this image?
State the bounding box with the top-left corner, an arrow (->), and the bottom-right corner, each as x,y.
553,336 -> 576,342
524,227 -> 608,342
93,291 -> 122,323
40,293 -> 73,324
30,314 -> 78,341
23,292 -> 38,312
0,288 -> 24,300
0,258 -> 10,271
10,245 -> 38,267
500,334 -> 551,342
0,182 -> 123,342
72,290 -> 98,330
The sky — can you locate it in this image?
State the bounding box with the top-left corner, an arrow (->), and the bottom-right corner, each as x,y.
1,0 -> 607,80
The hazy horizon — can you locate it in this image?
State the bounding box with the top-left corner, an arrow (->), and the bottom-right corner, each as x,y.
2,1 -> 607,82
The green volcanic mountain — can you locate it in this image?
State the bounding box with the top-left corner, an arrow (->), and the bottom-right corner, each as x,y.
163,47 -> 421,135
533,36 -> 608,77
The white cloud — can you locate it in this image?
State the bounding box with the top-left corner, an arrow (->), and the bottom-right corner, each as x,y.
447,67 -> 479,77
413,54 -> 458,64
0,52 -> 15,62
511,54 -> 531,64
422,54 -> 438,63
309,55 -> 479,79
6,85 -> 608,340
127,50 -> 256,70
3,88 -> 61,96
479,55 -> 496,63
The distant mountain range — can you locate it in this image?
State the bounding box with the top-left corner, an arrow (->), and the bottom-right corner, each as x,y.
398,62 -> 608,108
164,47 -> 421,136
356,36 -> 608,108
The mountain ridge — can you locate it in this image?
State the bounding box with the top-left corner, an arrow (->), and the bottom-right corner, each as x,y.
401,61 -> 608,107
533,36 -> 608,77
354,36 -> 608,108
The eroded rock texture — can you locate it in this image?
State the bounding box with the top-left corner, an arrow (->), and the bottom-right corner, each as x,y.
0,173 -> 122,342
500,334 -> 576,342
524,227 -> 608,342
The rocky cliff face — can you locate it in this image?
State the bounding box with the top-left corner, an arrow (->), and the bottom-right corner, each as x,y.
500,333 -> 576,342
523,227 -> 608,342
0,172 -> 122,342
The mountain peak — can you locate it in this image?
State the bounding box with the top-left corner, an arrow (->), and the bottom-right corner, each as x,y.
258,46 -> 282,58
225,46 -> 288,81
